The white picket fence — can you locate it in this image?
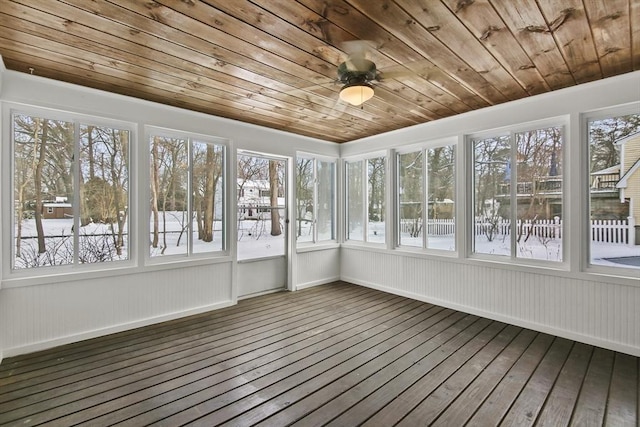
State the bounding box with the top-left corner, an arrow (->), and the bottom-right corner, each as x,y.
400,218 -> 631,244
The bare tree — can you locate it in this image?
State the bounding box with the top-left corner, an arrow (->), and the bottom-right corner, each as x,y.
269,160 -> 282,236
150,136 -> 161,248
33,119 -> 49,254
14,117 -> 40,258
368,157 -> 385,222
296,158 -> 313,237
201,144 -> 221,242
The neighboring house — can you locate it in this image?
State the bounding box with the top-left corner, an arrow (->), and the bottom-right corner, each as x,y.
237,179 -> 284,219
615,131 -> 640,243
42,202 -> 73,219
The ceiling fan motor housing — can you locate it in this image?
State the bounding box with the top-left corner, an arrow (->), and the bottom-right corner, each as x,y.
337,59 -> 377,85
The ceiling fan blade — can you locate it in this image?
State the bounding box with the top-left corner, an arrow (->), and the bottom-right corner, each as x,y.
341,40 -> 375,72
377,68 -> 415,80
341,40 -> 375,57
324,97 -> 349,120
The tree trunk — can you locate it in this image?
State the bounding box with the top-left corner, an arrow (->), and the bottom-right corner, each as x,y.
269,160 -> 281,236
110,129 -> 127,255
150,137 -> 160,248
202,145 -> 217,242
34,119 -> 48,254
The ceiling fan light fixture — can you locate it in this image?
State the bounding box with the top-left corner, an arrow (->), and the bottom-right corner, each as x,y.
339,82 -> 374,106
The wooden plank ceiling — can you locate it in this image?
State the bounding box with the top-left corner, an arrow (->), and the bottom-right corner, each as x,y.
0,0 -> 638,143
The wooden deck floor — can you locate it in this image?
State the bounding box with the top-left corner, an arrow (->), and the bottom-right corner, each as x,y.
0,281 -> 638,426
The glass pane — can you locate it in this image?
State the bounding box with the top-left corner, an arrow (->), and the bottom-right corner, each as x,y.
317,160 -> 335,241
427,145 -> 455,251
473,135 -> 511,256
347,160 -> 364,241
149,136 -> 188,257
79,125 -> 129,263
13,115 -> 75,268
192,141 -> 224,253
296,157 -> 314,243
588,113 -> 640,269
515,127 -> 563,261
368,157 -> 386,243
237,155 -> 286,260
398,151 -> 423,247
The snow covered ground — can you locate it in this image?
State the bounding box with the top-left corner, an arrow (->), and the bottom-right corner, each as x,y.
13,217 -> 639,269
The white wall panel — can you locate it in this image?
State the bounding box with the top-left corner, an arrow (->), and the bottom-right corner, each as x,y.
295,248 -> 340,289
238,258 -> 286,297
0,263 -> 233,357
341,247 -> 640,356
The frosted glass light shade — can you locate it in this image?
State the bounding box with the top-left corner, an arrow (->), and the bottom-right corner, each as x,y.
339,84 -> 374,106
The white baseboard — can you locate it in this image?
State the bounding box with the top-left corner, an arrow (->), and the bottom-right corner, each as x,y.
238,288 -> 286,300
342,276 -> 640,358
2,300 -> 235,359
296,276 -> 341,290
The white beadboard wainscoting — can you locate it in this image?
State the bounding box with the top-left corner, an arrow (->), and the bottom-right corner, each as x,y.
341,246 -> 640,357
0,262 -> 233,358
295,247 -> 341,290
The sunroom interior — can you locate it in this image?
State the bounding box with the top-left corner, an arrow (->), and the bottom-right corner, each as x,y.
0,1 -> 639,424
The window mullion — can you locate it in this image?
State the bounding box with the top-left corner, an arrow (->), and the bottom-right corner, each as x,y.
73,121 -> 81,266
313,159 -> 319,243
363,159 -> 369,242
423,148 -> 428,250
187,139 -> 193,255
510,131 -> 517,259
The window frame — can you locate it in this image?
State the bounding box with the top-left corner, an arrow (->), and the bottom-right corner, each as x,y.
467,118 -> 568,268
582,104 -> 640,277
344,151 -> 387,245
295,152 -> 337,246
145,126 -> 228,264
395,138 -> 458,254
4,105 -> 138,280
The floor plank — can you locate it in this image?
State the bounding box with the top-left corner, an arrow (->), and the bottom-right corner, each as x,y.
570,347 -> 615,426
0,281 -> 638,427
499,337 -> 574,426
428,328 -> 539,426
535,342 -> 593,427
367,324 -> 522,426
604,352 -> 638,426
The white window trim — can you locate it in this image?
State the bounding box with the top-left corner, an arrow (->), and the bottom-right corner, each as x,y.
144,126 -> 229,266
581,104 -> 640,278
295,152 -> 338,247
2,104 -> 138,283
343,151 -> 388,246
466,117 -> 569,269
394,138 -> 458,255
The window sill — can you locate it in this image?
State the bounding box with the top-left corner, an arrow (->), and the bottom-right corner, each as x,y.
1,254 -> 233,289
296,242 -> 340,253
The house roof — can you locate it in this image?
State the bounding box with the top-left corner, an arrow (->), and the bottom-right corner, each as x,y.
617,158 -> 640,189
614,131 -> 640,146
0,2 -> 638,143
591,165 -> 620,176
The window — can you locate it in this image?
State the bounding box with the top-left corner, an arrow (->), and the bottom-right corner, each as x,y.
296,155 -> 336,243
398,144 -> 456,251
398,151 -> 423,248
149,133 -> 225,257
587,111 -> 640,270
472,125 -> 564,261
346,156 -> 386,243
12,113 -> 130,270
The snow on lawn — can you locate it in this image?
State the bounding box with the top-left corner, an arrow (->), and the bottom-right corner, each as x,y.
14,218 -> 639,269
15,216 -> 284,261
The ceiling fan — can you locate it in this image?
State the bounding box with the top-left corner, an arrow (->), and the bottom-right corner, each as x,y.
291,40 -> 417,117
336,40 -> 381,107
